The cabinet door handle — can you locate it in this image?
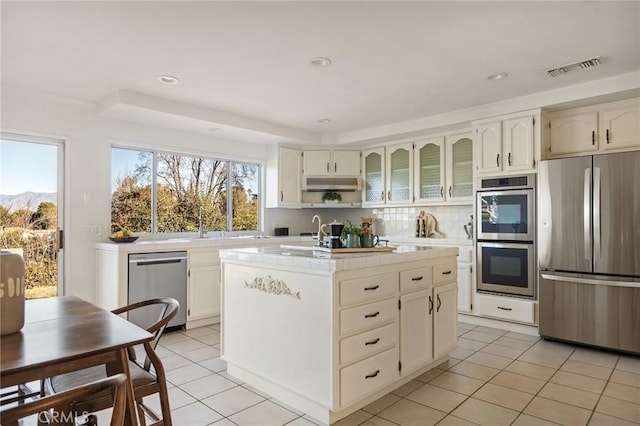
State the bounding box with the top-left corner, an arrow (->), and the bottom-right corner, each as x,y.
448,186 -> 452,197
388,191 -> 392,201
497,306 -> 513,311
496,153 -> 500,167
592,130 -> 595,145
411,276 -> 423,281
440,186 -> 444,197
280,191 -> 284,202
437,294 -> 442,312
365,370 -> 380,379
365,338 -> 380,346
508,152 -> 512,166
334,162 -> 337,173
428,295 -> 433,315
365,311 -> 380,318
442,270 -> 452,275
364,285 -> 379,291
606,129 -> 610,144
381,191 -> 385,201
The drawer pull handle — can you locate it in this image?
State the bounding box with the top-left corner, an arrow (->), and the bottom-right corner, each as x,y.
411,276 -> 423,281
364,285 -> 379,291
442,270 -> 452,275
497,306 -> 512,311
365,311 -> 380,318
365,338 -> 380,346
365,370 -> 380,379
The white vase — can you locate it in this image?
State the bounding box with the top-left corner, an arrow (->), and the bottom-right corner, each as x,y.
1,250 -> 26,335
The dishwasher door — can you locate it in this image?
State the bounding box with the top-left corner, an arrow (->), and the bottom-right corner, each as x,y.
128,251 -> 188,330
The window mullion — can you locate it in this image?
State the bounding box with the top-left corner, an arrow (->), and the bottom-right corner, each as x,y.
227,161 -> 233,232
152,151 -> 158,233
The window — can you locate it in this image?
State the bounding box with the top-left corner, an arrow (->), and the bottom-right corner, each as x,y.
111,148 -> 259,234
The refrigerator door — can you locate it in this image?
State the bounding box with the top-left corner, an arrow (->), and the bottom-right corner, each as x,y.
538,156 -> 592,273
593,151 -> 640,277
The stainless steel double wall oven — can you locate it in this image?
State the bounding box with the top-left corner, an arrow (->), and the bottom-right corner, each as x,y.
476,174 -> 536,298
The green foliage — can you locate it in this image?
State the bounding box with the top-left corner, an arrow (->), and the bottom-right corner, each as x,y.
341,219 -> 363,236
31,202 -> 57,230
322,191 -> 342,202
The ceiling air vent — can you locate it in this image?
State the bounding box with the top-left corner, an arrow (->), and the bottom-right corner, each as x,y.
545,57 -> 601,78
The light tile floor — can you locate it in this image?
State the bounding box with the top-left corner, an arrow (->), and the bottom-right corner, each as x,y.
19,321 -> 640,425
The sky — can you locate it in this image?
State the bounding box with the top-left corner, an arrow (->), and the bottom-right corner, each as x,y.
0,138 -> 57,195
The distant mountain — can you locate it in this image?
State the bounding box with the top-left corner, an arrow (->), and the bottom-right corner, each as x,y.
0,192 -> 57,213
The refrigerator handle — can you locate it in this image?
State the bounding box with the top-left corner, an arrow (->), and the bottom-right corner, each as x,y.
593,166 -> 601,263
583,168 -> 591,262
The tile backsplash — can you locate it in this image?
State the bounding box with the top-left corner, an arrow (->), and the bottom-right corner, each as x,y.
264,205 -> 474,239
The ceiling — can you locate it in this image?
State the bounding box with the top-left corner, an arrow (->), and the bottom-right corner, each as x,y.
2,1 -> 639,144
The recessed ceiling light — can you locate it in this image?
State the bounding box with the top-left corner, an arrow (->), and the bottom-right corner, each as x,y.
487,72 -> 508,81
157,75 -> 180,84
317,118 -> 332,124
310,57 -> 332,68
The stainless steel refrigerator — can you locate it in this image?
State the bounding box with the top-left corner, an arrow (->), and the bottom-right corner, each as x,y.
538,151 -> 640,354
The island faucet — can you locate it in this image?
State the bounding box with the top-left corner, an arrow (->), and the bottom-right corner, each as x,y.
312,214 -> 323,245
199,206 -> 207,238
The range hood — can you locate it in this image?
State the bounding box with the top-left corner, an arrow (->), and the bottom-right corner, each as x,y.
302,176 -> 362,192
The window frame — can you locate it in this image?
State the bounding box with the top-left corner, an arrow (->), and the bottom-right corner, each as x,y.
110,145 -> 261,237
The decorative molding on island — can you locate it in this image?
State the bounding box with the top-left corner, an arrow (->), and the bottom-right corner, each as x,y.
220,245 -> 459,424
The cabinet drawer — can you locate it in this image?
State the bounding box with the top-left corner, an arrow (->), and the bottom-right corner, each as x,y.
400,267 -> 432,292
476,293 -> 535,324
340,347 -> 398,408
433,261 -> 457,284
189,250 -> 219,268
340,273 -> 397,307
340,298 -> 397,336
340,323 -> 397,366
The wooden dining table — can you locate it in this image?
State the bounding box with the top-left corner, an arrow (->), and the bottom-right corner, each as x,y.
0,296 -> 154,426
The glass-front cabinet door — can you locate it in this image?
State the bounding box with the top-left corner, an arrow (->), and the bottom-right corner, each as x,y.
445,133 -> 473,203
362,147 -> 385,205
414,137 -> 445,203
386,143 -> 413,204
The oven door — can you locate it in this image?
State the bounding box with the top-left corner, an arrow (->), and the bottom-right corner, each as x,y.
477,242 -> 535,298
477,189 -> 534,241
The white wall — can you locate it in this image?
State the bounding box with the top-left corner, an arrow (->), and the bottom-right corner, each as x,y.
1,85 -> 267,302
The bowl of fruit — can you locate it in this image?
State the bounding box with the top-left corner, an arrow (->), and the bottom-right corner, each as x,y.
109,230 -> 138,243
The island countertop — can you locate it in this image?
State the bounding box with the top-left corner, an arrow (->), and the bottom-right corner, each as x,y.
219,244 -> 458,272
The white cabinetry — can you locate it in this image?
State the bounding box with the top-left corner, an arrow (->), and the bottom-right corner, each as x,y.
303,150 -> 361,176
266,146 -> 301,208
414,137 -> 445,203
188,249 -> 220,321
433,282 -> 458,359
456,246 -> 473,314
474,111 -> 538,176
386,143 -> 413,205
445,132 -> 474,203
475,292 -> 535,325
362,147 -> 386,206
548,98 -> 640,158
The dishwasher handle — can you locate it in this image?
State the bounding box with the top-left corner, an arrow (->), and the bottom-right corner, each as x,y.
129,256 -> 187,266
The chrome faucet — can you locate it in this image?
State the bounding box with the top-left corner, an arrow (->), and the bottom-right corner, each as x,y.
312,214 -> 323,245
199,206 -> 207,238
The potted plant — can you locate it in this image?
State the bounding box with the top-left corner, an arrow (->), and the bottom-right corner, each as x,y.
341,220 -> 363,248
321,191 -> 342,204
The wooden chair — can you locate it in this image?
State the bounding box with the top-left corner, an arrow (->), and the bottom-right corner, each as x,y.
43,297 -> 179,426
1,373 -> 127,426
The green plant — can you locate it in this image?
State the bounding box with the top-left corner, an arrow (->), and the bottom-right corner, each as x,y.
341,219 -> 363,236
321,191 -> 342,202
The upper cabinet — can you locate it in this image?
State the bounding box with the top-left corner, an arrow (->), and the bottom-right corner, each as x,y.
265,145 -> 301,208
386,143 -> 413,205
445,132 -> 474,202
548,98 -> 639,158
474,110 -> 539,176
302,150 -> 361,176
414,137 -> 445,203
362,147 -> 386,206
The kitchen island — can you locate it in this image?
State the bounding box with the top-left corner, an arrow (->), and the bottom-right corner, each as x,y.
220,245 -> 459,424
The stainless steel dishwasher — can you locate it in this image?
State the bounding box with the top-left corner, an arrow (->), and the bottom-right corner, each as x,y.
128,251 -> 187,330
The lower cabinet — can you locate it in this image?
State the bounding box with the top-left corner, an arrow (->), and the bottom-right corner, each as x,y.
188,249 -> 221,322
399,288 -> 433,373
433,282 -> 458,359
